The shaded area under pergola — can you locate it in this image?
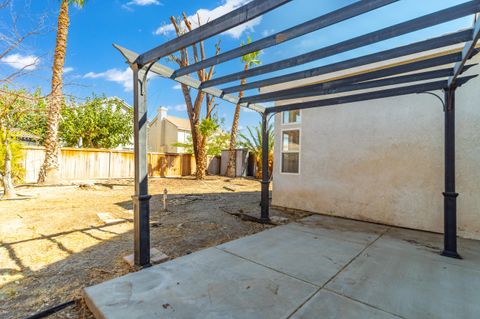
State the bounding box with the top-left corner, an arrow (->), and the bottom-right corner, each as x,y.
113,0 -> 480,267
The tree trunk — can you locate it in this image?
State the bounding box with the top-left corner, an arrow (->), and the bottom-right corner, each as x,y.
226,64 -> 249,178
38,0 -> 69,184
2,137 -> 16,199
195,135 -> 207,179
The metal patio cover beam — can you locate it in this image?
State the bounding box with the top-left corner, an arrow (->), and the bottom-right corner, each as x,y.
222,29 -> 474,94
448,15 -> 480,87
135,0 -> 291,66
172,0 -> 399,78
203,0 -> 480,90
113,44 -> 266,113
241,51 -> 471,104
241,67 -> 466,104
266,75 -> 477,114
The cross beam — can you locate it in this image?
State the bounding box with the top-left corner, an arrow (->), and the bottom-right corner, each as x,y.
203,0 -> 480,90
172,0 -> 399,78
448,15 -> 480,87
265,76 -> 476,114
113,44 -> 266,113
241,51 -> 477,104
222,29 -> 474,94
243,67 -> 471,104
135,0 -> 292,66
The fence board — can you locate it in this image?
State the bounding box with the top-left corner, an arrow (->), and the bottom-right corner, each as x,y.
21,147 -> 195,183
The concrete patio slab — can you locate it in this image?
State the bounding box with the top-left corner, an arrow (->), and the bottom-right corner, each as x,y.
327,228 -> 480,319
84,214 -> 480,319
290,290 -> 400,319
84,247 -> 317,319
218,220 -> 381,286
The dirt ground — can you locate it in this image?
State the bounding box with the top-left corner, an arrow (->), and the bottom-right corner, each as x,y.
0,176 -> 309,319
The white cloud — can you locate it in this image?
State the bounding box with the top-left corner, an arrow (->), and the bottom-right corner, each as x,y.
166,104 -> 187,112
1,53 -> 40,71
173,83 -> 181,90
122,0 -> 161,11
127,0 -> 160,6
155,0 -> 260,39
83,67 -> 157,91
63,67 -> 74,73
84,67 -> 132,91
261,29 -> 275,37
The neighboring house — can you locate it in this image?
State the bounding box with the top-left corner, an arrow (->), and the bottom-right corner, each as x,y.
12,129 -> 41,146
264,45 -> 480,240
148,107 -> 192,153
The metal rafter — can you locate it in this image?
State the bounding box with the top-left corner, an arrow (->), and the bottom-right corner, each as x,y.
221,29 -> 474,94
242,67 -> 470,104
265,75 -> 477,114
114,44 -> 266,113
448,16 -> 480,87
135,0 -> 292,66
241,51 -> 476,104
172,0 -> 399,78
202,0 -> 480,90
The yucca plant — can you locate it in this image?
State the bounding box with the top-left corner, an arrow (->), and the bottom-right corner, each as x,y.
238,121 -> 274,179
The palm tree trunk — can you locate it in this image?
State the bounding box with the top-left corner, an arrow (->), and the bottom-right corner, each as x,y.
2,135 -> 16,199
38,0 -> 69,184
195,135 -> 207,179
226,64 -> 249,178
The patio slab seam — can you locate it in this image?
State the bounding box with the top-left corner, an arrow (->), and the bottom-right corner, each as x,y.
322,288 -> 407,319
214,247 -> 319,288
285,226 -> 391,319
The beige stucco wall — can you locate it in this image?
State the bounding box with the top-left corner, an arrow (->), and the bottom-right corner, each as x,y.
148,118 -> 190,153
272,62 -> 480,240
147,117 -> 163,152
163,121 -> 179,153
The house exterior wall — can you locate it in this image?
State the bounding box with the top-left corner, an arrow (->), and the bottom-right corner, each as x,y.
176,129 -> 191,154
272,63 -> 480,240
163,121 -> 179,153
148,115 -> 191,153
148,117 -> 163,152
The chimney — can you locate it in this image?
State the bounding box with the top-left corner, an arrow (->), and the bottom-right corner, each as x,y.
158,107 -> 168,120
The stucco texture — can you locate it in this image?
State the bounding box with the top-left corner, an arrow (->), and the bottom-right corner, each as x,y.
272,63 -> 480,240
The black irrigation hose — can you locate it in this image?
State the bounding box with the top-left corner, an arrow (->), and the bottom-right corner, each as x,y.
23,300 -> 76,319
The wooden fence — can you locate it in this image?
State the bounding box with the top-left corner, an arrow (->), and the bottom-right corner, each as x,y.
21,146 -> 196,183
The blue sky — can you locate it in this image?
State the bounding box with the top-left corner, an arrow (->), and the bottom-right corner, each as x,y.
0,0 -> 475,131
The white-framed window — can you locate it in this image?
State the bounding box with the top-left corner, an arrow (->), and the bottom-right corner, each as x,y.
281,129 -> 300,174
282,110 -> 301,124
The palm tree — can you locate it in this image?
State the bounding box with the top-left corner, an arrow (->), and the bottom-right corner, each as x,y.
225,37 -> 261,177
238,121 -> 274,179
38,0 -> 85,184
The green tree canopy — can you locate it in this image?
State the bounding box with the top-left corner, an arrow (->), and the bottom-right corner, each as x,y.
174,114 -> 230,156
15,89 -> 48,144
60,96 -> 133,149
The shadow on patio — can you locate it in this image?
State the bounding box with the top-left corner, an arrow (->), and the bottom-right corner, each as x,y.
1,188 -> 290,319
